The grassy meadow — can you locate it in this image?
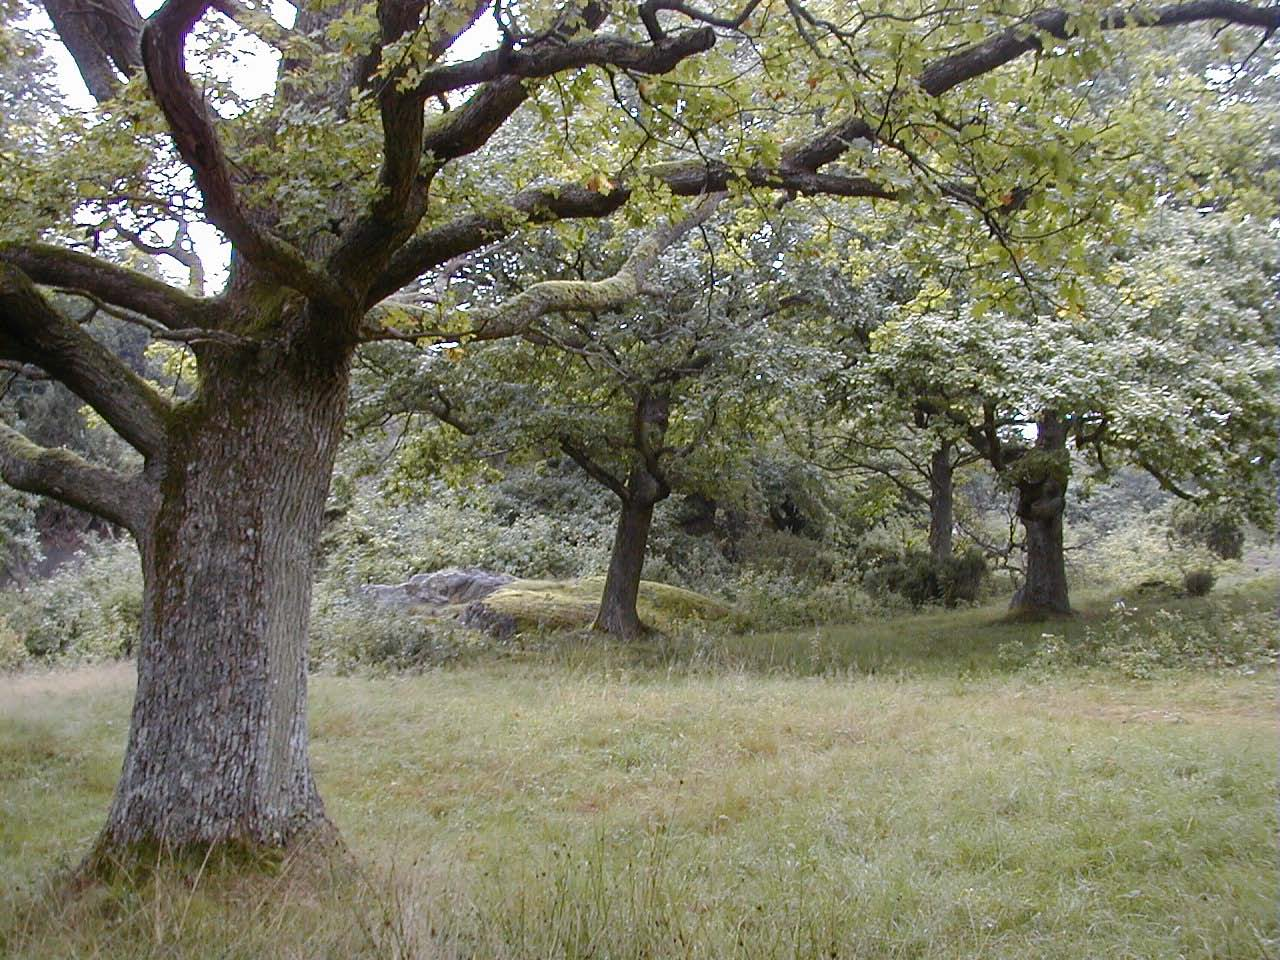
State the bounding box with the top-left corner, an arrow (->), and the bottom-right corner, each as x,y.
1,586 -> 1276,959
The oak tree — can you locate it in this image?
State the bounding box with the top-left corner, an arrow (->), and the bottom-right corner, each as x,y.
2,0 -> 1276,862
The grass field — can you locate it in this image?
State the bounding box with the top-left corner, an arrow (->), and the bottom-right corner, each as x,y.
1,588 -> 1276,959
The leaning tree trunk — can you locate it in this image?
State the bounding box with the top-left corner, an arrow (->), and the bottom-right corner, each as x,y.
1009,414 -> 1071,617
927,441 -> 954,563
93,344 -> 350,863
594,481 -> 661,640
591,390 -> 671,641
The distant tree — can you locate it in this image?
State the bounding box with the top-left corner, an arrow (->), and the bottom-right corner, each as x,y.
363,208 -> 822,638
855,208 -> 1279,615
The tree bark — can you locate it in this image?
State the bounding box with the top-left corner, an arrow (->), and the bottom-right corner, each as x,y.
92,343 -> 350,863
593,486 -> 659,641
1009,413 -> 1072,617
927,440 -> 954,563
592,390 -> 671,640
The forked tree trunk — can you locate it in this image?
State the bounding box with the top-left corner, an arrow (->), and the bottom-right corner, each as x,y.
93,346 -> 350,862
927,441 -> 954,563
1009,414 -> 1071,618
594,488 -> 659,640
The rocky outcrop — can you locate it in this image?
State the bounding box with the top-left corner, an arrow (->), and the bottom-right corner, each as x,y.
459,601 -> 518,640
362,568 -> 515,610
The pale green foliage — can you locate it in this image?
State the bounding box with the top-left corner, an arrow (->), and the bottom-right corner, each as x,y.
0,539 -> 141,661
0,486 -> 41,584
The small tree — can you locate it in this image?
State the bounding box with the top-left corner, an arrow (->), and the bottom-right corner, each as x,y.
366,210 -> 820,638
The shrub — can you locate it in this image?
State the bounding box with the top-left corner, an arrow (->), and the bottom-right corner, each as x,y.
0,539 -> 141,662
1169,502 -> 1245,561
863,548 -> 988,609
727,571 -> 878,629
309,592 -> 498,673
1183,568 -> 1215,597
938,548 -> 989,606
0,622 -> 27,672
1011,598 -> 1277,679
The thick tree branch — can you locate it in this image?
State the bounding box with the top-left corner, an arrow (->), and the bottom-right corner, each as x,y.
370,165 -> 888,304
560,437 -> 629,501
329,3 -> 629,286
141,0 -> 351,307
458,193 -> 723,342
0,262 -> 170,458
0,242 -> 217,329
43,0 -> 144,102
366,192 -> 723,340
786,0 -> 1280,173
0,421 -> 152,533
411,27 -> 718,98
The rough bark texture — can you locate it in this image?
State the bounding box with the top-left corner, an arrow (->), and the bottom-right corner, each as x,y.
592,391 -> 671,640
1010,414 -> 1072,617
927,441 -> 954,563
594,487 -> 659,640
96,344 -> 350,857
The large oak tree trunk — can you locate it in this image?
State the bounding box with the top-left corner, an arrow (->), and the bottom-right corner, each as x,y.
927,441 -> 954,563
593,488 -> 658,640
94,346 -> 350,861
1009,414 -> 1071,618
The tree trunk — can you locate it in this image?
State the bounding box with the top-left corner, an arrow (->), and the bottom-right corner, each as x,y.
927,441 -> 954,563
92,345 -> 350,864
593,488 -> 658,640
1010,414 -> 1071,617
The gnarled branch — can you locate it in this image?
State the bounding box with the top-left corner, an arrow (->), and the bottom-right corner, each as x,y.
141,0 -> 351,307
0,421 -> 153,534
0,262 -> 170,459
0,242 -> 217,329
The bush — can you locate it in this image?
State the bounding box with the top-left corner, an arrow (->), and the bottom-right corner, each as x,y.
309,593 -> 498,673
1169,502 -> 1245,561
0,539 -> 141,662
1183,568 -> 1215,597
1006,598 -> 1277,679
0,623 -> 27,672
726,571 -> 878,629
863,548 -> 988,609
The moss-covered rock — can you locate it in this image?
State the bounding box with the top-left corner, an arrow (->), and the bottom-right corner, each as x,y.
481,577 -> 731,633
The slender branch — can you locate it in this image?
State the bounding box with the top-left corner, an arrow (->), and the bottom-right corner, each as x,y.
0,360 -> 50,380
1138,457 -> 1200,501
53,287 -> 254,347
560,436 -> 629,501
114,220 -> 207,295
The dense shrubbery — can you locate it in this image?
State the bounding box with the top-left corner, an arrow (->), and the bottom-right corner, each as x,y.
0,539 -> 141,667
863,547 -> 988,608
1169,502 -> 1246,561
1005,599 -> 1278,679
1183,568 -> 1216,597
309,596 -> 493,673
